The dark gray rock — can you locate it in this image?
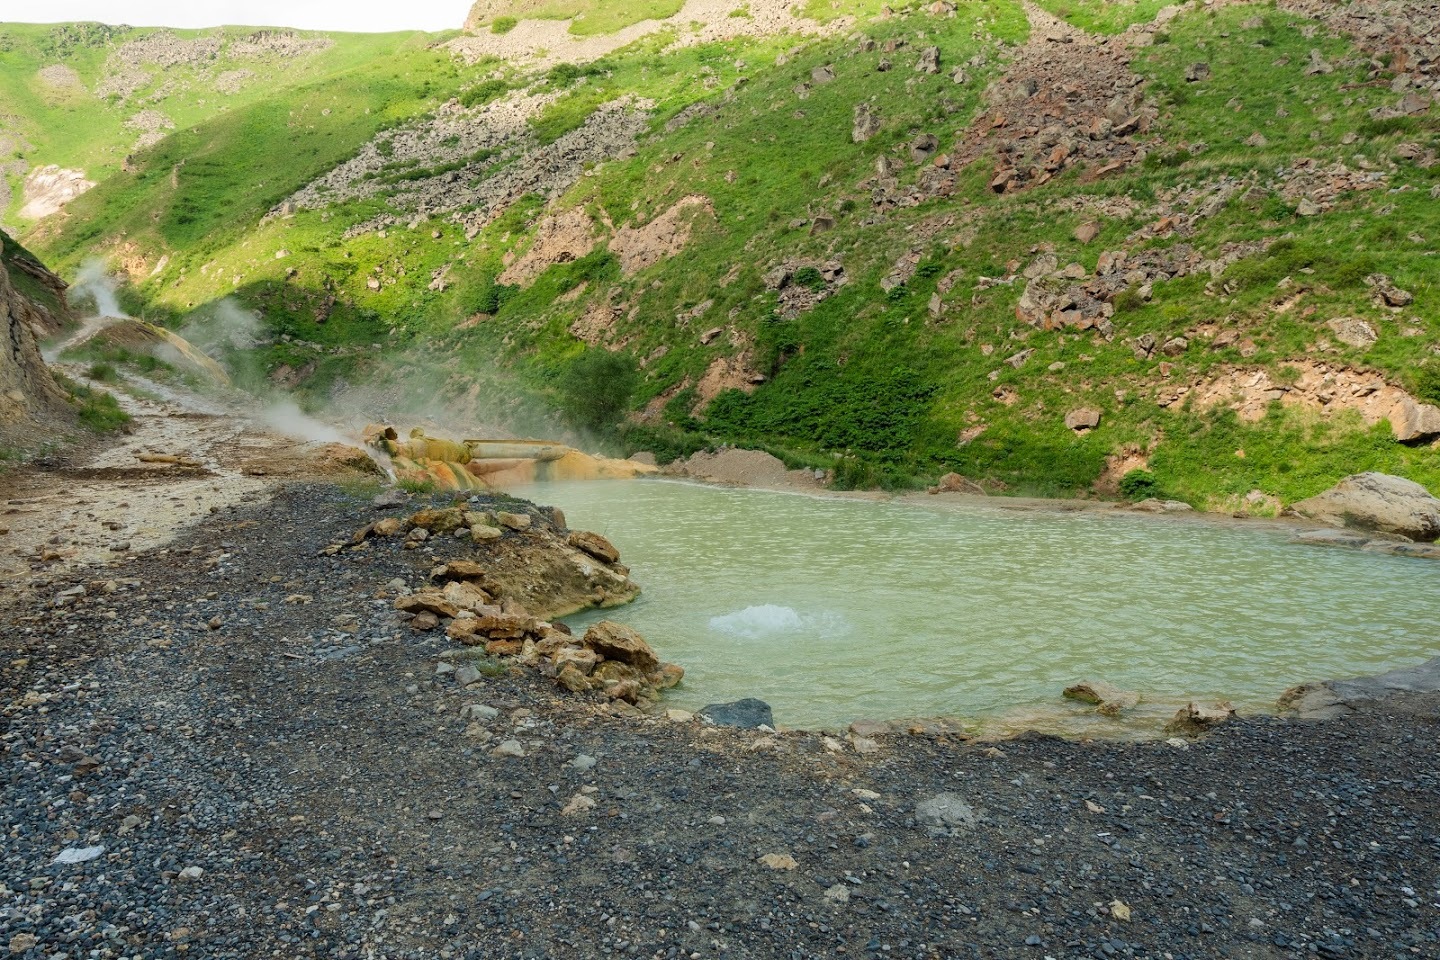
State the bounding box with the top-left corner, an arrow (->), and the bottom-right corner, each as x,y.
698,698 -> 773,729
1281,656 -> 1440,719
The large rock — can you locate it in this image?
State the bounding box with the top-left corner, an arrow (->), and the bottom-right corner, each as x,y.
852,103 -> 882,143
699,698 -> 773,729
582,620 -> 659,671
1291,473 -> 1440,542
568,530 -> 620,564
1387,397 -> 1440,443
1280,656 -> 1440,720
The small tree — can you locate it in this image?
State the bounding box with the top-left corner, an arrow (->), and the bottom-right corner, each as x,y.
558,349 -> 637,435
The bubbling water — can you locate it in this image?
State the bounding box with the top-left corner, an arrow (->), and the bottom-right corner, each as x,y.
542,479 -> 1440,732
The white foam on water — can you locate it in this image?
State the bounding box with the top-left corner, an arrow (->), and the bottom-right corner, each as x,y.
708,604 -> 849,640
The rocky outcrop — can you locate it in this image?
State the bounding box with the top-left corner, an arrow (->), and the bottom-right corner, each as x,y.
1279,656 -> 1440,720
1291,473 -> 1440,542
1,232 -> 70,432
368,505 -> 641,619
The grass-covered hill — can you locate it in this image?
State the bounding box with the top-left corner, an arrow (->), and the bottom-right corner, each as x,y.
6,0 -> 1440,508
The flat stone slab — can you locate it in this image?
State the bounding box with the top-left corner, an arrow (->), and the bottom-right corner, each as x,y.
1280,655 -> 1440,719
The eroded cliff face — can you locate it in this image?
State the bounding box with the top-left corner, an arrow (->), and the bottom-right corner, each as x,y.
1,233 -> 70,431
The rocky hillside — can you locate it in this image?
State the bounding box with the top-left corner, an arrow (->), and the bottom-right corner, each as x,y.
0,230 -> 70,434
6,0 -> 1440,506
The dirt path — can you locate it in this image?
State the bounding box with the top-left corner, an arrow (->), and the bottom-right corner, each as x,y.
0,371 -> 375,603
2,480 -> 1438,959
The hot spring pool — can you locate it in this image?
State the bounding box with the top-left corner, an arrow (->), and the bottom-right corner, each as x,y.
514,479 -> 1440,732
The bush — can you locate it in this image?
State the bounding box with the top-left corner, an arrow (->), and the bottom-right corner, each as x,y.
56,375 -> 131,434
491,16 -> 518,34
792,266 -> 825,291
557,349 -> 638,434
1119,469 -> 1160,501
460,79 -> 509,108
87,362 -> 119,382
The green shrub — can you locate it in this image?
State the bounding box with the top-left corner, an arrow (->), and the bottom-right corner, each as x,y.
56,375 -> 131,434
1118,469 -> 1160,501
557,349 -> 638,434
87,362 -> 119,382
792,266 -> 825,291
460,79 -> 510,108
491,16 -> 518,34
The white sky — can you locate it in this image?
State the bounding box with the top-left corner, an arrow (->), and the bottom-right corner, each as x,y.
2,1 -> 469,33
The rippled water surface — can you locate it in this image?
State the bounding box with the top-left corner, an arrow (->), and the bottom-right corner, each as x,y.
520,480 -> 1440,730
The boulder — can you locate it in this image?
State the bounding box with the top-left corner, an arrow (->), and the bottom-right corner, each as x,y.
1165,701 -> 1234,736
1063,680 -> 1140,716
395,593 -> 460,619
1291,473 -> 1440,542
1064,407 -> 1102,432
407,508 -> 466,533
1387,398 -> 1440,443
1184,62 -> 1211,82
1326,316 -> 1377,348
568,530 -> 620,564
496,511 -> 532,531
852,103 -> 882,143
582,620 -> 659,671
699,698 -> 773,729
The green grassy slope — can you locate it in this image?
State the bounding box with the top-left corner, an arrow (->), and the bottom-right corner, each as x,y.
0,23 -> 444,218
11,0 -> 1440,506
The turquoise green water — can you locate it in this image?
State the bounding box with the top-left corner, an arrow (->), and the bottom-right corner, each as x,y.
520,480 -> 1440,731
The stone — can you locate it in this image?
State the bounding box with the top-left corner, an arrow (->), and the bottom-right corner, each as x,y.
916,46 -> 940,74
1296,198 -> 1322,217
496,511 -> 531,531
52,845 -> 106,864
562,793 -> 596,815
9,934 -> 38,954
1388,399 -> 1440,443
374,492 -> 408,515
1063,680 -> 1140,716
372,517 -> 404,537
1280,655 -> 1440,719
666,709 -> 695,722
1074,221 -> 1101,244
1304,49 -> 1333,76
410,611 -> 440,632
757,853 -> 798,870
910,133 -> 939,163
1327,317 -> 1377,348
699,698 -> 774,728
1064,407 -> 1102,432
811,64 -> 835,84
454,664 -> 482,686
493,740 -> 525,758
1292,472 -> 1440,541
396,593 -> 460,619
852,103 -> 882,143
408,507 -> 466,533
569,754 -> 598,771
581,621 -> 659,670
464,704 -> 500,721
1185,62 -> 1211,82
915,793 -> 978,833
1166,701 -> 1235,736
472,524 -> 503,542
178,866 -> 204,881
1130,498 -> 1194,513
823,883 -> 851,904
568,530 -> 620,563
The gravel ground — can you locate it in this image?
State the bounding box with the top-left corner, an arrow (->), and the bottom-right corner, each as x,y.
3,483 -> 1438,960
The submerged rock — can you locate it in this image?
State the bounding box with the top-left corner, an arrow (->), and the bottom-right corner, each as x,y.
699,698 -> 774,729
1291,472 -> 1440,542
1063,680 -> 1140,717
